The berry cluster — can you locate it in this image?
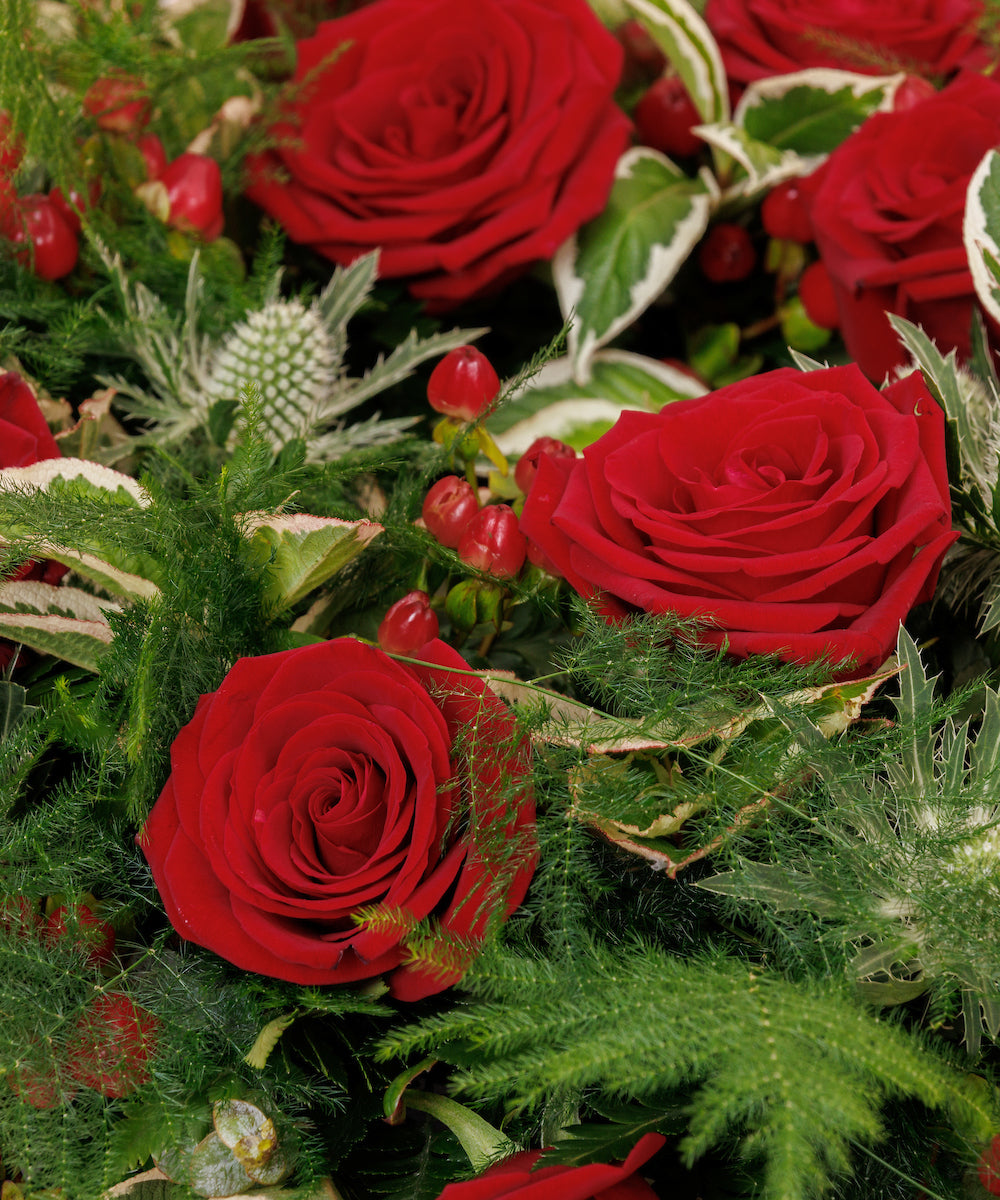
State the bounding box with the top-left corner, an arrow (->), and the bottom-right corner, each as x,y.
3,899 -> 157,1108
379,347 -> 577,652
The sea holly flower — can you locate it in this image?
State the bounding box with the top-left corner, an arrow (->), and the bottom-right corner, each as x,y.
139,638 -> 536,1001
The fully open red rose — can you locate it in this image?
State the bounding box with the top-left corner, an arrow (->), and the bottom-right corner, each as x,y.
520,365 -> 955,675
705,0 -> 985,83
436,1134 -> 664,1200
805,73 -> 1000,382
139,637 -> 535,1001
244,0 -> 630,307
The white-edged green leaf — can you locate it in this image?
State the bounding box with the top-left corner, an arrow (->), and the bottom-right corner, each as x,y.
241,513 -> 383,611
623,0 -> 729,126
0,580 -> 121,622
0,612 -> 113,672
964,148 -> 1000,327
38,547 -> 161,602
554,149 -> 717,382
697,69 -> 902,197
0,457 -> 151,507
491,350 -> 706,454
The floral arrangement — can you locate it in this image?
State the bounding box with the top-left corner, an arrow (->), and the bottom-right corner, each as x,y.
4,0 -> 1000,1198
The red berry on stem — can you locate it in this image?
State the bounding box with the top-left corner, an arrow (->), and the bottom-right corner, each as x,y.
11,194 -> 79,280
422,474 -> 480,549
698,222 -> 756,283
136,132 -> 168,181
427,345 -> 500,423
979,1135 -> 1000,1196
798,260 -> 840,330
761,179 -> 813,244
82,74 -> 151,135
514,436 -> 576,495
633,75 -> 703,159
615,19 -> 667,81
48,183 -> 100,236
457,504 -> 527,580
45,904 -> 116,966
66,994 -> 159,1098
160,153 -> 223,239
377,590 -> 439,655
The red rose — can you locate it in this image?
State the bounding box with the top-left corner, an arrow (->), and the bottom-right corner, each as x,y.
139,637 -> 535,1002
520,365 -> 955,675
705,0 -> 985,83
436,1134 -> 664,1200
244,0 -> 630,307
806,73 -> 1000,382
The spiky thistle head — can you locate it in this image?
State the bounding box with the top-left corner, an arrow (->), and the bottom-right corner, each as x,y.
206,297 -> 341,448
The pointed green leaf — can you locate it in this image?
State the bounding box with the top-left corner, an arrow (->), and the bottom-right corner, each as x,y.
242,513 -> 384,611
0,612 -> 113,672
623,0 -> 729,125
38,548 -> 161,602
554,148 -> 717,381
964,148 -> 1000,327
0,680 -> 33,741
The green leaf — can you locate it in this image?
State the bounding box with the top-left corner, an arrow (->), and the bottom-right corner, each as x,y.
0,458 -> 151,507
242,513 -> 384,612
964,148 -> 1000,327
697,863 -> 844,916
537,1102 -> 683,1168
740,70 -> 901,156
0,612 -> 113,672
243,1012 -> 298,1070
0,680 -> 32,741
490,350 -> 706,453
553,148 -> 716,381
623,0 -> 729,126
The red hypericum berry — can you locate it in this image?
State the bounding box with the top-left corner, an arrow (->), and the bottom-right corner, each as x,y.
979,1135 -> 1000,1196
136,132 -> 167,181
48,182 -> 100,236
82,74 -> 151,135
66,994 -> 158,1098
798,260 -> 840,330
893,75 -> 937,111
633,75 -> 703,159
0,111 -> 24,173
427,345 -> 501,423
457,504 -> 527,580
761,179 -> 813,244
616,19 -> 667,82
45,904 -> 116,967
8,1064 -> 62,1108
377,590 -> 440,655
698,223 -> 756,283
422,474 -> 480,549
514,436 -> 576,495
160,153 -> 223,239
10,195 -> 79,281
0,896 -> 42,936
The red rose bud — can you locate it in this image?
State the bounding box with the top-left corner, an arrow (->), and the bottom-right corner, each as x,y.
514,436 -> 576,495
761,178 -> 813,244
66,994 -> 158,1098
457,504 -> 526,579
378,590 -> 440,655
798,260 -> 840,330
427,345 -> 500,422
160,153 -> 224,239
422,474 -> 480,549
698,222 -> 756,283
633,75 -> 703,159
45,904 -> 116,966
11,194 -> 79,280
82,73 -> 151,134
136,132 -> 168,181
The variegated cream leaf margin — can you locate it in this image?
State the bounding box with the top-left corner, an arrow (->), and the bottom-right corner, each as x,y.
964,148 -> 1000,327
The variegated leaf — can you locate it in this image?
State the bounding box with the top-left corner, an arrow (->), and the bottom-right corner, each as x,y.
553,148 -> 717,382
964,148 -> 1000,327
0,612 -> 113,672
623,0 -> 729,125
241,513 -> 383,611
0,457 -> 151,506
